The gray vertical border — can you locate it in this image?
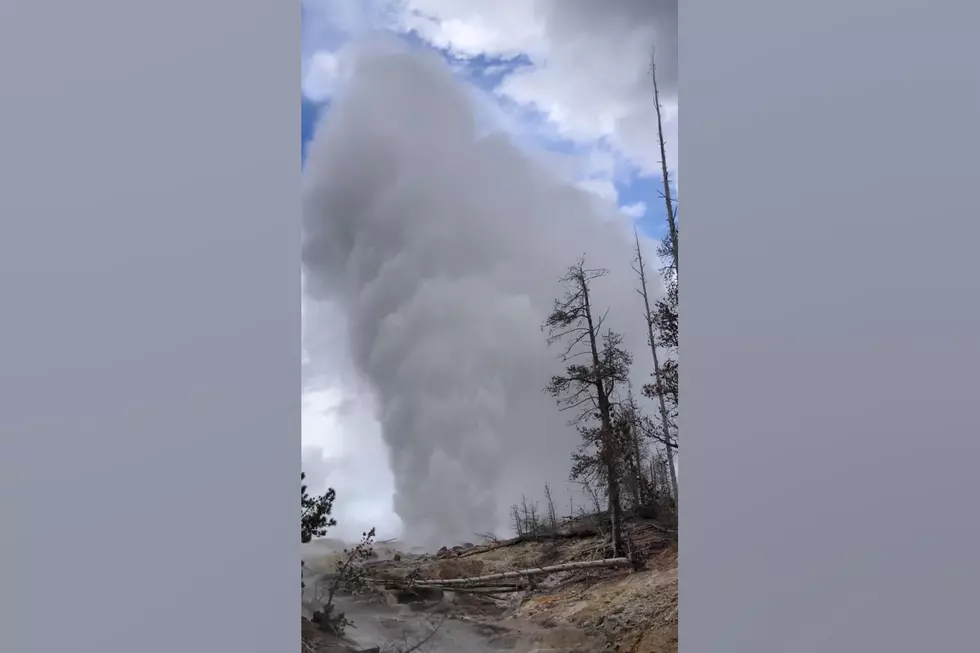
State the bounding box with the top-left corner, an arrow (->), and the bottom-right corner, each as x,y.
683,0 -> 980,650
0,0 -> 299,652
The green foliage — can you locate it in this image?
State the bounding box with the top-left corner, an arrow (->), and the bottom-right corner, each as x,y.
333,528 -> 377,595
300,472 -> 337,597
301,472 -> 336,544
299,472 -> 377,639
643,266 -> 678,411
543,260 -> 632,426
320,528 -> 377,636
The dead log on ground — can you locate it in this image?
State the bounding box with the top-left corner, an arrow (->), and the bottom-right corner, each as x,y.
411,557 -> 631,586
427,585 -> 530,594
455,524 -> 604,558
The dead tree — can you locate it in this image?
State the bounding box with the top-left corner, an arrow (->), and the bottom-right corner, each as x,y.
632,228 -> 679,503
544,483 -> 560,555
519,494 -> 541,536
411,557 -> 632,587
544,258 -> 632,557
615,390 -> 654,509
511,504 -> 524,537
651,47 -> 678,279
579,477 -> 604,515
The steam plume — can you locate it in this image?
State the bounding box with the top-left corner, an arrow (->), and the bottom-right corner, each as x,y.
302,39 -> 661,547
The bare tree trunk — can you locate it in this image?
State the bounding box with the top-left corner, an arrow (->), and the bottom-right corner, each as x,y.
579,274 -> 624,557
520,495 -> 531,535
606,455 -> 624,553
580,478 -> 603,516
620,415 -> 643,509
544,484 -> 559,554
651,48 -> 678,279
628,419 -> 650,505
628,435 -> 643,509
633,228 -> 679,504
410,558 -> 632,587
650,455 -> 659,498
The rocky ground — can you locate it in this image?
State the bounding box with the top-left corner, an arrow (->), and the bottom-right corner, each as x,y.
301,515 -> 677,653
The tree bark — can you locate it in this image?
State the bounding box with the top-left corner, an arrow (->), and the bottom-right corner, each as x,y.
651,48 -> 678,279
410,558 -> 632,586
578,270 -> 625,557
629,419 -> 650,505
633,228 -> 679,504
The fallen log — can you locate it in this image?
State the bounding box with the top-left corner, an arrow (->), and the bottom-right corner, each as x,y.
455,527 -> 603,558
454,514 -> 672,559
454,539 -> 518,558
412,557 -> 631,587
427,585 -> 529,594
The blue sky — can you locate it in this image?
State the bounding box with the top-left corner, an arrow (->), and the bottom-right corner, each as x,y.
300,96 -> 321,163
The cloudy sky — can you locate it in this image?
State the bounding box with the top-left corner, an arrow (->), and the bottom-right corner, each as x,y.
300,0 -> 678,545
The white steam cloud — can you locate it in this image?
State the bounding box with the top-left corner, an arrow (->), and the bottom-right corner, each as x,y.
301,39 -> 664,547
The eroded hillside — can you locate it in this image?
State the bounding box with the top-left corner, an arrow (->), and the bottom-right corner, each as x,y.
301,514 -> 677,653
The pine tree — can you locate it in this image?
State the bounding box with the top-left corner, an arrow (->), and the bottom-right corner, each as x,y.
301,472 -> 336,544
544,258 -> 632,557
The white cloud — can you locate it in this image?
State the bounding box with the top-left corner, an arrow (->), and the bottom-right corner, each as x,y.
389,0 -> 678,180
621,201 -> 648,219
577,178 -> 619,204
302,51 -> 340,102
400,1 -> 545,57
302,0 -> 678,181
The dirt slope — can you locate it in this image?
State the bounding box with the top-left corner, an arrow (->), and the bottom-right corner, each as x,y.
302,517 -> 677,653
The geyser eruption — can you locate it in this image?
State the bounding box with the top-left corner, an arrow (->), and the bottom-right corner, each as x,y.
302,39 -> 661,547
